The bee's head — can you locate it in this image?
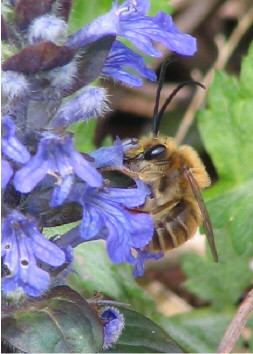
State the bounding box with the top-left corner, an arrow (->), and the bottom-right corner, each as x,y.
124,134 -> 175,162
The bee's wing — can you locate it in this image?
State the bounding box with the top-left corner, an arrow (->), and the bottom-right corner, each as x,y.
184,168 -> 218,262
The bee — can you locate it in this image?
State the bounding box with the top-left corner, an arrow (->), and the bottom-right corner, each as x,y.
122,59 -> 218,261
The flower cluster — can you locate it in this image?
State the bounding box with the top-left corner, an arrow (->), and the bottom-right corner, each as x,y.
2,0 -> 196,306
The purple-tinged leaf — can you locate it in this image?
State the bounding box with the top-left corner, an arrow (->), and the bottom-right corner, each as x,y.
62,35 -> 115,97
2,41 -> 75,74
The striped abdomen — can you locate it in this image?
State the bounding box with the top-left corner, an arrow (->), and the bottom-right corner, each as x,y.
146,199 -> 201,252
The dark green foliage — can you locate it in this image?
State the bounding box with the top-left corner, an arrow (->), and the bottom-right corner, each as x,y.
104,308 -> 184,353
2,286 -> 104,353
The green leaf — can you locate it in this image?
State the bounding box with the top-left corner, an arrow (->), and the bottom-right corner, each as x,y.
70,120 -> 97,152
204,180 -> 253,254
198,42 -> 253,251
68,241 -> 156,316
149,0 -> 173,16
43,221 -> 80,239
182,42 -> 253,306
153,308 -> 236,353
198,41 -> 253,187
198,71 -> 252,183
181,228 -> 252,308
2,286 -> 103,353
104,308 -> 184,353
69,0 -> 111,32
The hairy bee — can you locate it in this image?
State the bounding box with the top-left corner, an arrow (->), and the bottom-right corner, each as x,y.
123,59 -> 218,261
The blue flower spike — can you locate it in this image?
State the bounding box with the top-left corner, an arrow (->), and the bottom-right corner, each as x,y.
2,210 -> 65,297
13,135 -> 103,206
2,0 -> 198,304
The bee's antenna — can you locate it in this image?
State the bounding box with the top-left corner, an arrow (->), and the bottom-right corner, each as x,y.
152,58 -> 176,137
153,65 -> 206,137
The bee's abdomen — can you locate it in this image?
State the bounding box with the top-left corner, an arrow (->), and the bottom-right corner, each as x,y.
146,199 -> 200,252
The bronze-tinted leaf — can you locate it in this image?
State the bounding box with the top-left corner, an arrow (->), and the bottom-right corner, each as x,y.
1,16 -> 9,42
2,41 -> 75,74
63,35 -> 115,97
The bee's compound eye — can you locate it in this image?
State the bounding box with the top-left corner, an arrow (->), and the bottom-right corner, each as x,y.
143,144 -> 166,160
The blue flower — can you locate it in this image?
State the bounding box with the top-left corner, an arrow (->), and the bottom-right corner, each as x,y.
133,249 -> 163,277
90,136 -> 144,170
67,0 -> 196,57
90,136 -> 124,168
13,135 -> 103,206
1,210 -> 65,297
102,40 -> 156,86
2,159 -> 13,189
2,115 -> 31,164
68,183 -> 154,265
101,307 -> 125,349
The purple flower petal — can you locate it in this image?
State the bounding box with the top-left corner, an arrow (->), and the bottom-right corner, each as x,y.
13,135 -> 103,205
90,136 -> 124,168
67,0 -> 196,57
50,174 -> 74,207
13,157 -> 49,193
101,185 -> 148,208
102,40 -> 157,86
133,249 -> 164,277
2,115 -> 31,164
70,147 -> 103,188
2,210 -> 65,296
80,205 -> 106,240
67,183 -> 154,267
152,12 -> 197,56
2,159 -> 13,189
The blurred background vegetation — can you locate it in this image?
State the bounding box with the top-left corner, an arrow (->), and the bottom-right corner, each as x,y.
65,0 -> 253,352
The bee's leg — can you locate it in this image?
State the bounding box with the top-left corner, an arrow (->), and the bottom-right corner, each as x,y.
139,171 -> 167,185
101,166 -> 140,179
